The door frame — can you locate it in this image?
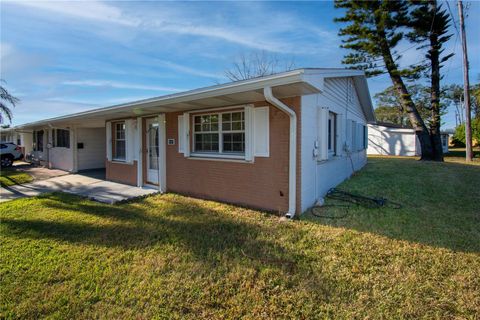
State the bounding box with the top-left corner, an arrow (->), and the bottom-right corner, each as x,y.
140,114 -> 166,192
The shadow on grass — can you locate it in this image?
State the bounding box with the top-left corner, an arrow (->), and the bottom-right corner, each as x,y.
1,193 -> 309,274
444,147 -> 480,159
303,157 -> 480,254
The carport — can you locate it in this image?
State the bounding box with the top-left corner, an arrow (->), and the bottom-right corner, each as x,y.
15,119 -> 106,173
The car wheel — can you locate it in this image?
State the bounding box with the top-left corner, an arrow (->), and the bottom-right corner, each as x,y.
1,156 -> 13,167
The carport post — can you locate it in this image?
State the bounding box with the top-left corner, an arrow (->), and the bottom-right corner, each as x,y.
71,126 -> 78,173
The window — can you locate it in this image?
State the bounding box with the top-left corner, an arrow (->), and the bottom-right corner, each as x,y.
193,111 -> 245,156
17,137 -> 21,146
328,112 -> 337,155
53,129 -> 70,148
113,122 -> 126,161
351,120 -> 356,151
34,130 -> 44,152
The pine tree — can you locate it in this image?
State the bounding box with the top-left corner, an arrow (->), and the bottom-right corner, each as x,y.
334,0 -> 436,160
407,0 -> 454,161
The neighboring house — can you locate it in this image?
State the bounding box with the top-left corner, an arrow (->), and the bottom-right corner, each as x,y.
0,128 -> 33,158
8,69 -> 375,217
367,122 -> 449,156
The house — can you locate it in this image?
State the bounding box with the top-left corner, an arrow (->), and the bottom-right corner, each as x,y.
0,127 -> 33,158
6,69 -> 375,217
367,122 -> 449,156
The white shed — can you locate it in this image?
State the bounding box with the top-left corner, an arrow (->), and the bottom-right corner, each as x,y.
367,123 -> 448,156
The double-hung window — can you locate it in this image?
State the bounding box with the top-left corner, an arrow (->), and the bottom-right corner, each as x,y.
328,112 -> 337,156
193,111 -> 245,156
113,122 -> 126,161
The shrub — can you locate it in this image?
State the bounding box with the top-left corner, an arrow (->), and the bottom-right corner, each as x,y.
453,118 -> 480,146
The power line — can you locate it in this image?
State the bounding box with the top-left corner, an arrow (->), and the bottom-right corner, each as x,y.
446,1 -> 461,37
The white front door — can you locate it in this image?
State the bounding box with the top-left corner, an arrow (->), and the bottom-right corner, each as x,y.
146,118 -> 160,185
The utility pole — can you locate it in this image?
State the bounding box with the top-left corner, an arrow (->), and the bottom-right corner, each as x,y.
457,0 -> 473,162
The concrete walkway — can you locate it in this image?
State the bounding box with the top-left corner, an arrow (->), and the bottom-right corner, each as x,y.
0,173 -> 158,204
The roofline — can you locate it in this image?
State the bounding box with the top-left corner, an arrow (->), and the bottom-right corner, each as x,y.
13,68 -> 373,128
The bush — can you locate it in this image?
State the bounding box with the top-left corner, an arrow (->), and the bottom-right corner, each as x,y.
453,118 -> 480,147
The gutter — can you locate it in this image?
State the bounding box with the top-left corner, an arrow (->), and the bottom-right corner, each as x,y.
263,87 -> 297,218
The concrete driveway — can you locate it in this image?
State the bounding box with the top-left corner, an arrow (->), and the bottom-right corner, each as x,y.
0,169 -> 158,204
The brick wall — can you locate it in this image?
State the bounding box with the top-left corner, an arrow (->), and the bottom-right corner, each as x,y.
106,160 -> 137,186
164,97 -> 301,214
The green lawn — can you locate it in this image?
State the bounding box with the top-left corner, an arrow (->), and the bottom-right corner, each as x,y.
0,168 -> 33,187
1,158 -> 479,318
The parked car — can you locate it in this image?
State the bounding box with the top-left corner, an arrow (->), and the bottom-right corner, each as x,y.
0,142 -> 24,167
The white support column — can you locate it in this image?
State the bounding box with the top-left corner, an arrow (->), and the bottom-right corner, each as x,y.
157,114 -> 167,192
136,117 -> 143,187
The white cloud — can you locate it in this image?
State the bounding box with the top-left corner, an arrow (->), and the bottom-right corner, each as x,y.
5,1 -> 337,54
8,0 -> 139,26
154,60 -> 222,79
62,80 -> 185,92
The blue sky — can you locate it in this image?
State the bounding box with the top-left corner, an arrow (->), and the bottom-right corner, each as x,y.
1,1 -> 479,129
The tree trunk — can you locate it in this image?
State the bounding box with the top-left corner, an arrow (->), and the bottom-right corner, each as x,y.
374,17 -> 435,160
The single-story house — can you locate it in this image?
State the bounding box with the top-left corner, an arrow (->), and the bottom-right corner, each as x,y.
367,122 -> 449,157
4,68 -> 375,217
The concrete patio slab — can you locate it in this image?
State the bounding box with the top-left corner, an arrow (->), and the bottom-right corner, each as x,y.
0,173 -> 158,203
12,162 -> 70,181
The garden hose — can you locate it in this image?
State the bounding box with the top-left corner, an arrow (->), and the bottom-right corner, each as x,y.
310,188 -> 402,219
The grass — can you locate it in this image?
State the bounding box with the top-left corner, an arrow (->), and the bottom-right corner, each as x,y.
444,146 -> 480,165
0,168 -> 33,187
1,158 -> 479,318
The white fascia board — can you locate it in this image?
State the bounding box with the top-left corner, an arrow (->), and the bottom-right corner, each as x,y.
13,70 -> 308,130
14,68 -> 370,130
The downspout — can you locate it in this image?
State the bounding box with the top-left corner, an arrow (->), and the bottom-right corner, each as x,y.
263,87 -> 297,218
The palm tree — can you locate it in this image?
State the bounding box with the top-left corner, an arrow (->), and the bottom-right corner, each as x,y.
0,81 -> 20,124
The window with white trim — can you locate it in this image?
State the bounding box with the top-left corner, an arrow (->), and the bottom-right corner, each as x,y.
113,122 -> 126,161
53,129 -> 70,148
193,111 -> 245,156
328,112 -> 337,155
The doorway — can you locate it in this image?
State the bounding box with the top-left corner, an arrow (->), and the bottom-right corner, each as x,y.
146,118 -> 160,185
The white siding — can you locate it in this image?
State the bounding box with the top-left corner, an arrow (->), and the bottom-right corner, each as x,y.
21,132 -> 33,155
49,128 -> 74,171
77,127 -> 106,170
49,146 -> 74,171
367,124 -> 419,156
301,77 -> 368,212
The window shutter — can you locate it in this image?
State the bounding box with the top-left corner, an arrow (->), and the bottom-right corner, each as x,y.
178,115 -> 185,153
351,120 -> 357,151
106,122 -> 112,161
363,125 -> 368,149
336,114 -> 343,155
244,105 -> 254,161
135,117 -> 142,162
125,119 -> 135,163
357,123 -> 363,151
253,106 -> 269,157
318,107 -> 329,161
346,119 -> 352,151
183,112 -> 190,157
